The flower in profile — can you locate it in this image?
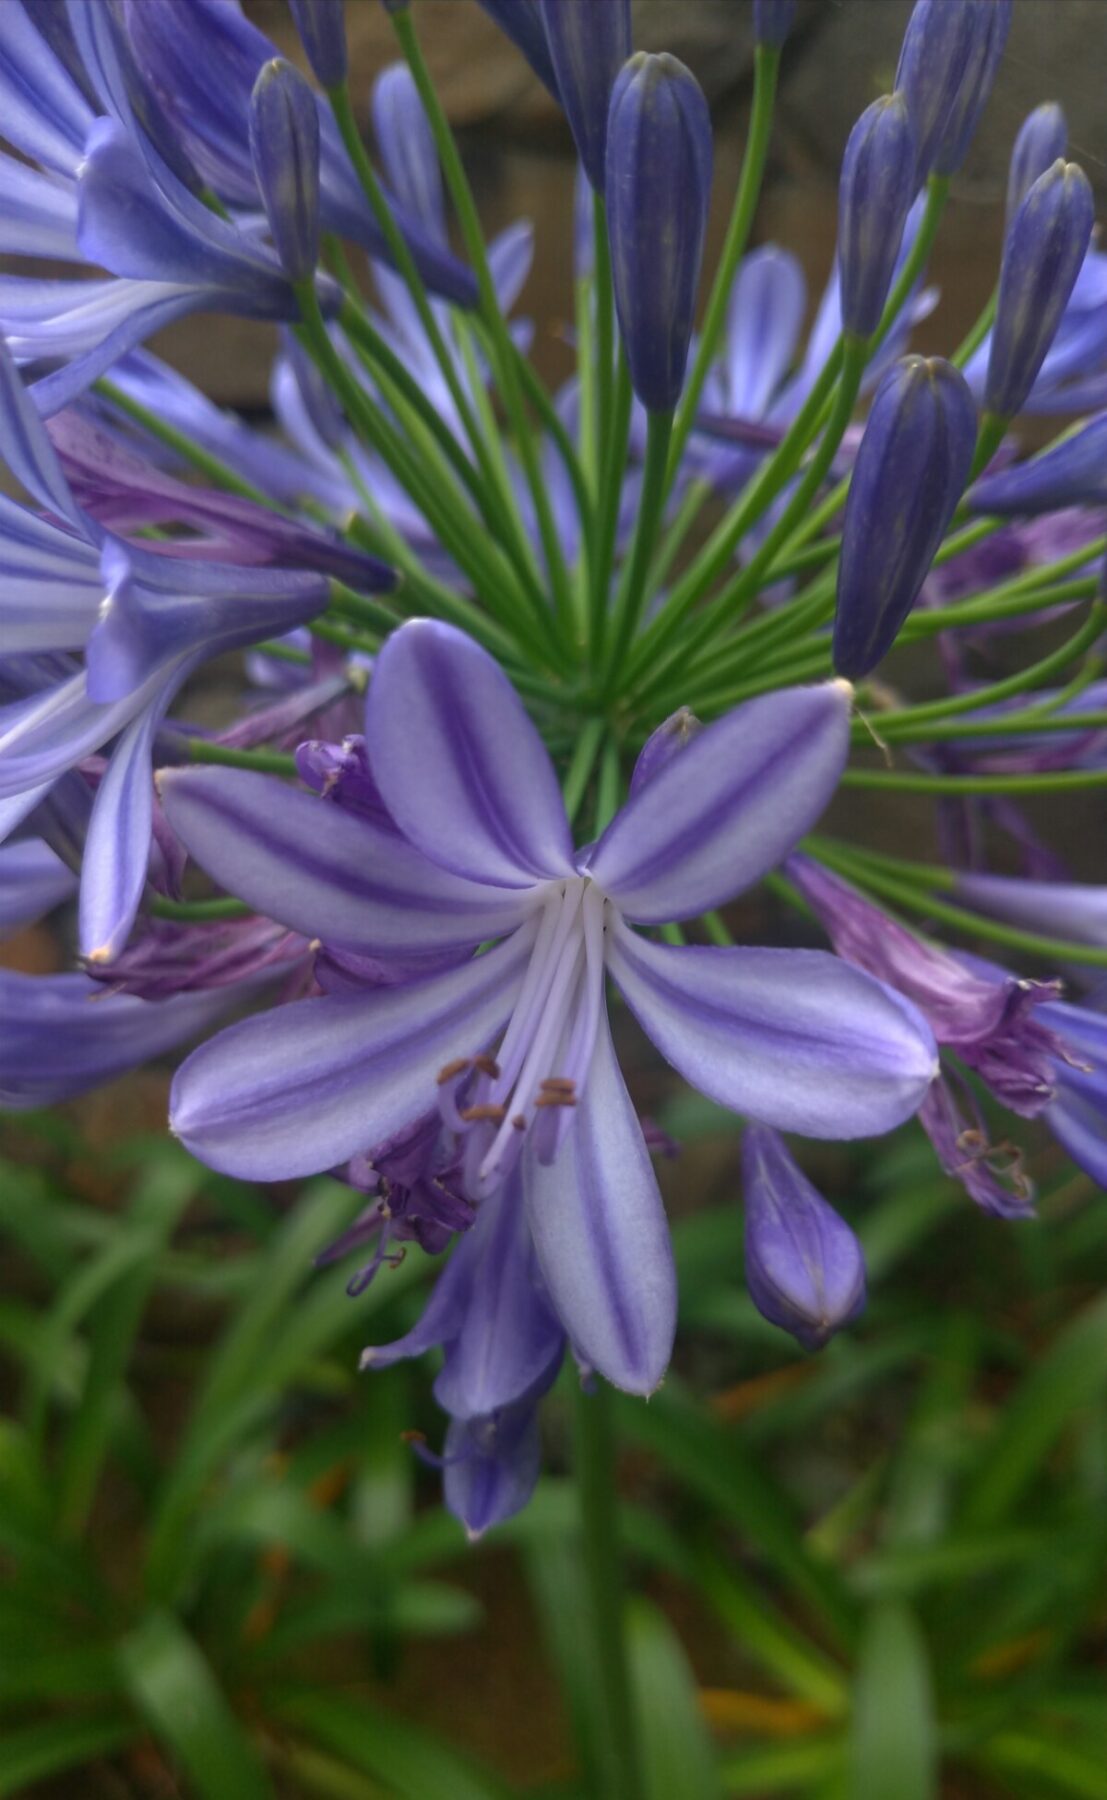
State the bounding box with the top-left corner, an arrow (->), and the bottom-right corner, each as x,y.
163,620 -> 936,1394
742,1124 -> 866,1350
837,94 -> 917,340
985,158 -> 1095,423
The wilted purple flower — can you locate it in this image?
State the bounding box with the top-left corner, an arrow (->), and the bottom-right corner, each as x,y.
540,0 -> 631,192
89,913 -> 309,1002
319,1112 -> 476,1288
932,0 -> 1011,178
288,0 -> 348,89
249,59 -> 321,284
753,1 -> 798,50
1007,103 -> 1068,228
742,1123 -> 866,1350
968,412 -> 1107,513
833,355 -> 976,677
163,622 -> 935,1392
372,63 -> 446,247
605,52 -> 712,412
985,159 -> 1095,421
894,0 -> 977,182
838,95 -> 917,339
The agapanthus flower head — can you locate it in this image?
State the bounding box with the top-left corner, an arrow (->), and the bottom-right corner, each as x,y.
985,158 -> 1095,421
894,0 -> 978,183
288,0 -> 348,90
249,59 -> 321,285
540,0 -> 631,193
742,1124 -> 867,1351
605,51 -> 712,413
833,354 -> 976,678
1006,102 -> 1068,228
837,94 -> 917,339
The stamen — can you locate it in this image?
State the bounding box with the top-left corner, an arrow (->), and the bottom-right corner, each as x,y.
539,1077 -> 577,1094
474,1054 -> 501,1079
437,1056 -> 472,1085
461,1103 -> 509,1124
534,1092 -> 577,1108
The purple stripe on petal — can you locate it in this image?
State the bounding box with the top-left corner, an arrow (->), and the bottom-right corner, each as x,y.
170,923 -> 537,1181
606,920 -> 938,1139
584,682 -> 851,923
525,1008 -> 676,1395
160,767 -> 536,955
367,621 -> 574,888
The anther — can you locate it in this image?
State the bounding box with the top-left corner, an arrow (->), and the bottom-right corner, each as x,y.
539,1077 -> 577,1094
534,1092 -> 577,1108
461,1103 -> 509,1124
474,1054 -> 502,1079
437,1057 -> 471,1085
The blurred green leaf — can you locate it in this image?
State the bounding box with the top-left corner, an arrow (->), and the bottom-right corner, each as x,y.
695,1550 -> 846,1715
274,1688 -> 509,1800
119,1611 -> 275,1800
626,1599 -> 721,1800
722,1737 -> 845,1795
981,1731 -> 1107,1798
849,1602 -> 935,1800
0,1714 -> 134,1795
525,1535 -> 606,1797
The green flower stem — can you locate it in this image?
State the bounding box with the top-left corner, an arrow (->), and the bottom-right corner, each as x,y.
861,707 -> 1107,746
968,410 -> 1009,482
593,194 -> 616,488
148,895 -> 252,923
576,275 -> 599,493
390,5 -> 577,644
95,379 -> 274,508
327,582 -> 406,639
588,353 -> 634,664
595,734 -> 624,837
807,839 -> 1107,971
842,766 -> 1107,795
177,740 -> 299,776
666,43 -> 781,492
255,639 -> 312,668
511,338 -> 595,551
952,285 -> 998,368
573,1380 -> 645,1800
647,644 -> 832,723
600,409 -> 675,694
562,717 -> 608,825
651,476 -> 712,590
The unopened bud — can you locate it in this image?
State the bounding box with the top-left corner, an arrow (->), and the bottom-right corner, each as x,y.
606,52 -> 712,412
1006,102 -> 1068,230
894,0 -> 975,180
249,59 -> 321,283
540,0 -> 632,192
742,1124 -> 866,1352
834,355 -> 976,678
288,0 -> 348,89
475,0 -> 560,98
985,159 -> 1094,421
933,0 -> 1012,178
838,94 -> 917,339
630,708 -> 703,797
753,0 -> 797,49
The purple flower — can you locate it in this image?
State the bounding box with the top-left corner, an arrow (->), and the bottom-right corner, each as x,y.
1007,103 -> 1068,228
932,0 -> 1011,178
0,837 -> 76,938
894,0 -> 977,183
953,873 -> 1107,949
967,413 -> 1107,514
985,159 -> 1095,421
838,95 -> 917,339
249,59 -> 321,285
371,63 -> 446,248
742,1124 -> 866,1350
163,622 -> 936,1393
475,0 -> 560,102
540,0 -> 631,193
288,0 -> 348,90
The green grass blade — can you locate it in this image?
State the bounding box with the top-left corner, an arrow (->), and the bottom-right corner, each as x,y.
119,1612 -> 275,1800
849,1602 -> 935,1800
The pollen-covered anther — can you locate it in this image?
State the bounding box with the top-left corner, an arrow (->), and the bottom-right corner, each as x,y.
534,1092 -> 578,1109
437,1056 -> 472,1086
460,1103 -> 509,1125
474,1054 -> 502,1079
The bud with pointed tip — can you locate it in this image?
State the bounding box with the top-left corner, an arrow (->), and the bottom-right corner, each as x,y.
985,159 -> 1095,421
288,0 -> 348,89
753,0 -> 797,49
630,708 -> 703,797
540,0 -> 631,192
838,94 -> 917,339
894,0 -> 976,180
933,0 -> 1012,178
606,52 -> 712,413
249,59 -> 321,283
1006,103 -> 1067,228
742,1124 -> 866,1352
834,355 -> 976,678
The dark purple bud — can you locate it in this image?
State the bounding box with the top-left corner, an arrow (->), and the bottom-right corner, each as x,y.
629,708 -> 703,797
753,0 -> 797,48
606,52 -> 712,413
834,355 -> 976,678
249,58 -> 321,283
933,0 -> 1012,178
894,0 -> 977,181
288,0 -> 348,89
742,1124 -> 866,1351
372,63 -> 446,247
1006,103 -> 1067,228
838,94 -> 917,339
475,0 -> 560,98
968,412 -> 1107,514
540,0 -> 632,192
985,159 -> 1094,421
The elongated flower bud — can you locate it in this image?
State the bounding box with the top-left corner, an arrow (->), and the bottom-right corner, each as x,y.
834,355 -> 976,678
540,0 -> 631,192
372,64 -> 446,246
288,0 -> 348,89
476,0 -> 560,99
894,0 -> 976,181
838,94 -> 917,339
249,59 -> 321,283
753,0 -> 797,48
742,1125 -> 866,1351
630,708 -> 703,797
1006,103 -> 1067,228
985,159 -> 1094,421
933,0 -> 1012,177
606,52 -> 711,413
969,412 -> 1107,514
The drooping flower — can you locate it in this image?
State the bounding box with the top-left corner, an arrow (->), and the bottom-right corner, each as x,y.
742,1124 -> 867,1350
163,620 -> 936,1393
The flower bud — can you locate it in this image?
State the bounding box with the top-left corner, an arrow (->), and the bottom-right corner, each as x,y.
606,52 -> 712,413
968,412 -> 1107,515
540,0 -> 632,192
372,63 -> 446,247
742,1125 -> 866,1351
838,94 -> 917,339
753,0 -> 797,48
249,59 -> 321,284
1006,103 -> 1068,229
985,159 -> 1094,421
933,0 -> 1012,178
894,0 -> 976,180
288,0 -> 348,89
833,355 -> 976,678
476,0 -> 560,99
630,708 -> 703,797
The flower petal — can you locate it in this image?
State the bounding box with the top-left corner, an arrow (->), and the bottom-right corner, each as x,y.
525,1008 -> 677,1395
366,620 -> 574,887
159,766 -> 537,955
606,919 -> 938,1139
170,923 -> 537,1181
584,681 -> 852,922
